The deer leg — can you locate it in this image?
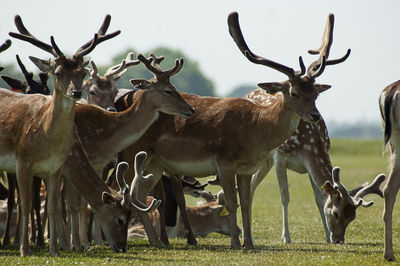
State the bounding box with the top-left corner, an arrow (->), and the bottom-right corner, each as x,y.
154,179 -> 169,246
2,173 -> 16,246
308,174 -> 330,243
237,174 -> 253,249
15,164 -> 33,257
55,182 -> 70,252
383,164 -> 400,261
79,197 -> 90,248
93,214 -> 104,246
46,168 -> 63,257
169,175 -> 197,245
64,179 -> 82,250
33,177 -> 44,246
274,155 -> 291,244
218,166 -> 240,249
136,165 -> 165,248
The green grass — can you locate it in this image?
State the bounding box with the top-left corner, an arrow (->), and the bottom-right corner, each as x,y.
0,139 -> 397,265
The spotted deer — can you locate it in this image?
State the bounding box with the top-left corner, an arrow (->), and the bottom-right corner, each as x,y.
379,80 -> 400,261
244,88 -> 385,244
115,12 -> 351,249
5,14 -> 121,257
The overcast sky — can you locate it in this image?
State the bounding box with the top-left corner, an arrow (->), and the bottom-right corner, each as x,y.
1,0 -> 399,125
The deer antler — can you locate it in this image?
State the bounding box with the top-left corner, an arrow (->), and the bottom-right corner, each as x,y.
198,191 -> 217,203
129,151 -> 161,213
0,39 -> 11,53
227,12 -> 305,80
9,15 -> 64,57
16,54 -> 34,82
104,52 -> 140,78
307,14 -> 351,78
74,14 -> 121,58
354,174 -> 386,199
137,53 -> 184,79
332,167 -> 373,207
115,161 -> 130,206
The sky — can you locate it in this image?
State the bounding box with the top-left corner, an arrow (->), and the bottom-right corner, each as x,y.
1,0 -> 399,125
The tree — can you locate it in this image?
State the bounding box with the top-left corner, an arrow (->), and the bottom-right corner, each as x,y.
106,47 -> 216,96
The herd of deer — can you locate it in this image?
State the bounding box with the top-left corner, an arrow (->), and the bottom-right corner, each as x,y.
0,11 -> 399,261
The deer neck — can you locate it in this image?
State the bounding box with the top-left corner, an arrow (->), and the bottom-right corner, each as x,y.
256,96 -> 301,149
42,88 -> 76,144
75,89 -> 159,171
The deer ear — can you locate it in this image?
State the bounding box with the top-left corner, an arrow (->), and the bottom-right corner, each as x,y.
29,56 -> 52,72
322,181 -> 337,196
258,82 -> 286,94
314,84 -> 331,93
130,79 -> 151,90
102,192 -> 116,205
1,76 -> 25,92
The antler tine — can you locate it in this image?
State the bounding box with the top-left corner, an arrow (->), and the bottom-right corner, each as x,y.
227,12 -> 305,79
129,151 -> 161,213
332,167 -> 358,205
150,53 -> 165,69
354,174 -> 386,199
137,53 -> 162,76
199,191 -> 217,203
50,36 -> 64,57
307,14 -> 351,78
16,54 -> 31,78
90,60 -> 99,78
10,15 -> 58,57
74,14 -> 121,58
0,39 -> 11,53
115,162 -> 130,205
104,52 -> 140,77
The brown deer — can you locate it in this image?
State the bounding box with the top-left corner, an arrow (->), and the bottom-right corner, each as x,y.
59,52 -> 194,249
115,12 -> 350,249
245,88 -> 385,244
379,80 -> 400,261
6,14 -> 120,257
1,54 -> 51,247
75,53 -> 140,247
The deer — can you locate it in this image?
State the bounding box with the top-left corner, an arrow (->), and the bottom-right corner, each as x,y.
57,52 -> 194,250
1,54 -> 51,247
5,14 -> 121,257
114,12 -> 351,249
71,53 -> 140,247
378,80 -> 400,261
241,88 -> 385,244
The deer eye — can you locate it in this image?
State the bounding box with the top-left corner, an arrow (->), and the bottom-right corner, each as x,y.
116,218 -> 124,226
163,90 -> 173,96
290,92 -> 299,98
333,210 -> 339,219
89,89 -> 96,96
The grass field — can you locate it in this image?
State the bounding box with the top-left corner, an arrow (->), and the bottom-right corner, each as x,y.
0,139 -> 398,265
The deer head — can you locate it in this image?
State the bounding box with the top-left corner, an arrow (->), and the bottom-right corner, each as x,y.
9,14 -> 120,100
0,39 -> 11,72
1,55 -> 50,95
228,12 -> 350,123
322,167 -> 385,244
130,53 -> 195,117
84,52 -> 140,111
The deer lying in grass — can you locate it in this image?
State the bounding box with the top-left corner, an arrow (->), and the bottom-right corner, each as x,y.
116,12 -> 351,249
5,13 -> 124,257
1,54 -> 51,247
128,184 -> 237,239
244,88 -> 385,244
379,80 -> 400,261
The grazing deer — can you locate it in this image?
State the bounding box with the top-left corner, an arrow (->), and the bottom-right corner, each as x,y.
379,80 -> 400,261
1,54 -> 51,247
116,12 -> 350,249
245,88 -> 385,244
75,53 -> 140,247
6,14 -> 119,257
60,52 -> 194,249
